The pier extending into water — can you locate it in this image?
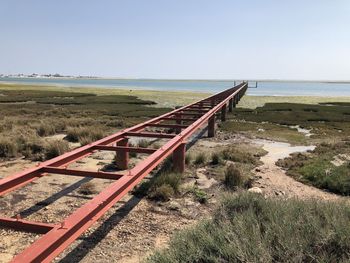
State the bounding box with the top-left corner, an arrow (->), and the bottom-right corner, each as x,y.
0,82 -> 247,262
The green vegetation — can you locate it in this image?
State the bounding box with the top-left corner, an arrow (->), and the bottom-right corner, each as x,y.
277,141 -> 350,195
0,138 -> 17,158
0,83 -> 209,109
137,139 -> 151,148
190,187 -> 208,204
224,164 -> 250,189
210,152 -> 221,165
0,86 -> 169,160
220,145 -> 265,165
147,193 -> 350,263
239,95 -> 350,109
134,172 -> 182,201
44,140 -> 69,159
193,152 -> 207,166
223,102 -> 350,144
185,153 -> 192,165
66,127 -> 105,145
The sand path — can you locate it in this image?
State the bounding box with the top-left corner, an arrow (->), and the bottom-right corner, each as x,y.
252,139 -> 340,200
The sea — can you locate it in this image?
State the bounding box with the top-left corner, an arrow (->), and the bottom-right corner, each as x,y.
1,77 -> 350,96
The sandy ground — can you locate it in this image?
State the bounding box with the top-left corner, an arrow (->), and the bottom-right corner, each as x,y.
0,128 -> 347,262
0,130 -> 217,262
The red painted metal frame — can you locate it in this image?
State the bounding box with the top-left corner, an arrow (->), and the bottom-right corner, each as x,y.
0,82 -> 247,262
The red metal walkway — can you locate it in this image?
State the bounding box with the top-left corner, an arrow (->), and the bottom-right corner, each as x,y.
0,82 -> 247,262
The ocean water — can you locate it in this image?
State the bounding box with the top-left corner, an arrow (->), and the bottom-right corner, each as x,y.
1,77 -> 350,96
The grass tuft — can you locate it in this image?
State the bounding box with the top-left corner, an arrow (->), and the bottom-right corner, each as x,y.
224,164 -> 247,189
78,182 -> 97,195
147,193 -> 350,263
194,153 -> 206,166
0,138 -> 17,158
45,140 -> 69,160
210,152 -> 221,165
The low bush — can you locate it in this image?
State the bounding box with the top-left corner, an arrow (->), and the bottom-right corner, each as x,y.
137,139 -> 151,148
0,138 -> 17,158
224,164 -> 247,189
147,193 -> 350,263
134,172 -> 182,201
211,152 -> 221,165
194,153 -> 206,166
45,140 -> 69,160
185,154 -> 192,165
66,127 -> 105,145
191,187 -> 208,204
36,123 -> 56,137
221,147 -> 258,165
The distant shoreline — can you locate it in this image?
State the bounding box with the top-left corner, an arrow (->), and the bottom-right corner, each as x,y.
1,76 -> 350,84
1,78 -> 350,97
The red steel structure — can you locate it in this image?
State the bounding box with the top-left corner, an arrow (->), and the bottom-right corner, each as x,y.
0,82 -> 247,262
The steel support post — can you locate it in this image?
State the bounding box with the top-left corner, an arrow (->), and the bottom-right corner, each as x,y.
208,115 -> 215,137
228,98 -> 233,112
175,113 -> 182,134
116,138 -> 129,170
173,142 -> 186,173
221,104 -> 227,122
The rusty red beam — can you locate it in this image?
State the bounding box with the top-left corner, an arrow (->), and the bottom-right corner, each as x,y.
161,117 -> 197,122
146,123 -> 188,129
1,82 -> 247,262
125,131 -> 176,139
42,167 -> 124,180
93,145 -> 157,154
0,217 -> 56,234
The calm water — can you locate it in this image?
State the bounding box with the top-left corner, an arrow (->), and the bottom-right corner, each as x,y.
1,77 -> 350,96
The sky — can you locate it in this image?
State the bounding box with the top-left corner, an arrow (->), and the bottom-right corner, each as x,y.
0,0 -> 349,80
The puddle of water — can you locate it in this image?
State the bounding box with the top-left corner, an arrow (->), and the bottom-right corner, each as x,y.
290,125 -> 313,137
254,139 -> 316,162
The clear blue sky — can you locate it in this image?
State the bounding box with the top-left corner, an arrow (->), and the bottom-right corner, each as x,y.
1,0 -> 349,80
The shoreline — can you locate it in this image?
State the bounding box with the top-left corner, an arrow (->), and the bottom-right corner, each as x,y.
1,77 -> 350,84
1,82 -> 350,109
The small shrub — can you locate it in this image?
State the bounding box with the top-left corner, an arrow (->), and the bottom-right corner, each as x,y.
148,172 -> 182,201
138,139 -> 150,148
66,127 -> 104,145
45,140 -> 69,160
0,139 -> 17,158
36,123 -> 56,137
211,152 -> 221,165
160,156 -> 173,173
78,182 -> 97,195
149,184 -> 174,201
128,143 -> 137,158
194,153 -> 206,166
185,154 -> 192,165
191,187 -> 208,204
65,128 -> 81,142
221,147 -> 257,165
224,164 -> 245,189
19,136 -> 45,161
